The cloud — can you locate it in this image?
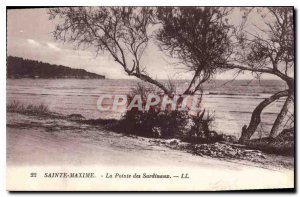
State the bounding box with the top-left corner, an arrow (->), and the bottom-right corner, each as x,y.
26,39 -> 40,47
47,42 -> 61,51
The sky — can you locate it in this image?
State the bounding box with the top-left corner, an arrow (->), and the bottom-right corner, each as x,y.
7,8 -> 280,80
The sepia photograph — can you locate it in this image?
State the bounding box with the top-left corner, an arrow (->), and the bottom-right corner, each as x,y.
6,6 -> 295,191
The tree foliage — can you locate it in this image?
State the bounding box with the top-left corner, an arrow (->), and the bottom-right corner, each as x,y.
155,7 -> 233,94
48,7 -> 294,142
228,7 -> 295,142
227,7 -> 294,86
49,7 -> 170,93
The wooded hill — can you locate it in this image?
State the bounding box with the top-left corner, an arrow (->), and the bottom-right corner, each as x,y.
7,56 -> 105,79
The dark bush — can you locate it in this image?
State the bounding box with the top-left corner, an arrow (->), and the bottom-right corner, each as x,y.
119,83 -> 217,141
121,109 -> 189,138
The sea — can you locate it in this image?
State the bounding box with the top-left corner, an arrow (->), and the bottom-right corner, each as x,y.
7,79 -> 289,138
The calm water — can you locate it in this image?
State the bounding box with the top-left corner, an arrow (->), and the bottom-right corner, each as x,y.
7,79 -> 288,138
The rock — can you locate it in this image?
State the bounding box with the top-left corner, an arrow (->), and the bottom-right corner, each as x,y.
216,134 -> 238,143
228,150 -> 237,156
207,130 -> 218,139
152,126 -> 162,138
217,134 -> 228,141
169,139 -> 179,146
276,128 -> 294,140
184,118 -> 195,131
228,136 -> 238,143
67,113 -> 85,120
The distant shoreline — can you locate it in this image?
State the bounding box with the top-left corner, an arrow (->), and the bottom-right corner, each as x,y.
7,77 -> 106,79
6,78 -> 283,82
7,56 -> 106,79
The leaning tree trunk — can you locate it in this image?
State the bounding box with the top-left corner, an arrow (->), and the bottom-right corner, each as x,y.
269,91 -> 294,138
239,90 -> 289,144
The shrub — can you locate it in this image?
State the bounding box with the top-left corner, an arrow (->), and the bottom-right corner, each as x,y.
121,108 -> 189,138
7,100 -> 50,115
120,83 -> 215,140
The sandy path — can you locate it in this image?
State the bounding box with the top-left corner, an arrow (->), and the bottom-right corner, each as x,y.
6,113 -> 294,190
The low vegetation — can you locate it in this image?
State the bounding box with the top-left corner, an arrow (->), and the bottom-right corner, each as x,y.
118,83 -> 237,144
7,100 -> 50,115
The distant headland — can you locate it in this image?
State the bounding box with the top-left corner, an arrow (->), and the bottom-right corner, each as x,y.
7,56 -> 105,79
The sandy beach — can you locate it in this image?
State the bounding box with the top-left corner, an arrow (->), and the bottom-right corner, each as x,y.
6,112 -> 294,190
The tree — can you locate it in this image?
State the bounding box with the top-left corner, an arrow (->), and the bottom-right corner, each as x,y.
155,7 -> 294,142
48,7 -> 171,94
49,7 -> 233,97
220,8 -> 294,143
49,7 -> 294,143
155,7 -> 233,95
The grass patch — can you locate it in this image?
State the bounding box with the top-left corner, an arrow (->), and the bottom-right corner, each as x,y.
7,100 -> 50,115
245,138 -> 294,156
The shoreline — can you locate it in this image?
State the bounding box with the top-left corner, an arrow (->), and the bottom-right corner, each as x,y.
6,111 -> 294,170
6,111 -> 294,190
